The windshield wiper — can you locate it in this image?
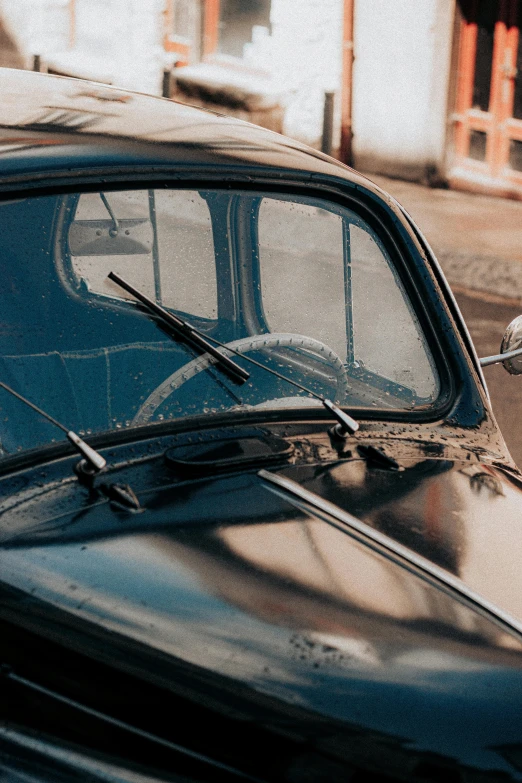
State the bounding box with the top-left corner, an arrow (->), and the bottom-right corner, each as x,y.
108,271 -> 249,384
0,381 -> 106,475
0,382 -> 141,507
109,274 -> 359,437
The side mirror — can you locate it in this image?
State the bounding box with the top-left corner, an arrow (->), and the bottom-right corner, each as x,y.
480,315 -> 522,372
500,315 -> 522,374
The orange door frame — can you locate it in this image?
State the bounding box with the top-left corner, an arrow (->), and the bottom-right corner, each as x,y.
452,0 -> 522,195
202,0 -> 220,58
340,0 -> 354,163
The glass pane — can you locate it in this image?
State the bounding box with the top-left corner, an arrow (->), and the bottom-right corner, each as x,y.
472,0 -> 497,112
156,190 -> 217,318
509,138 -> 522,170
258,196 -> 439,404
72,191 -> 156,301
71,190 -> 217,319
349,225 -> 436,398
0,189 -> 441,459
257,200 -> 346,358
218,0 -> 271,58
468,129 -> 487,161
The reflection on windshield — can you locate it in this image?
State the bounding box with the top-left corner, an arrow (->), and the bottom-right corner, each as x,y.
0,189 -> 439,457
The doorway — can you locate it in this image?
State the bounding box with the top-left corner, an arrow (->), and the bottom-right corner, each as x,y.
451,0 -> 522,196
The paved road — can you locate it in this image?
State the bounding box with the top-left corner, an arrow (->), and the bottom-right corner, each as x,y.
455,290 -> 522,466
368,173 -> 522,304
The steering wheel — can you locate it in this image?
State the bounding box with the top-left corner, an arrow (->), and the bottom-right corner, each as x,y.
132,333 -> 349,425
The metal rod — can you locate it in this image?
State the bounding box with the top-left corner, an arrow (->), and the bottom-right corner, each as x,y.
479,345 -> 522,367
148,190 -> 162,305
99,193 -> 120,234
162,68 -> 171,98
321,91 -> 335,156
343,219 -> 354,365
0,382 -> 68,433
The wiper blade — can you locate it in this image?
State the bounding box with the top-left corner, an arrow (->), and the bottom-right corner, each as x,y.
0,381 -> 106,474
108,274 -> 358,436
108,271 -> 249,384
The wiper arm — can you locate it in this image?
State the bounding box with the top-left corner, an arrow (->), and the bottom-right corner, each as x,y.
0,381 -> 106,474
108,272 -> 249,384
108,273 -> 358,437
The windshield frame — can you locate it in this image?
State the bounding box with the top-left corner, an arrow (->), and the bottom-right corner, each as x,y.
0,172 -> 469,465
56,180 -> 454,407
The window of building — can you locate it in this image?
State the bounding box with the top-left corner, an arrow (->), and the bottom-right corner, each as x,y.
217,0 -> 271,59
165,0 -> 202,65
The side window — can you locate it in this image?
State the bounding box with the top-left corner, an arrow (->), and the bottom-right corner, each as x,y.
257,196 -> 439,403
69,189 -> 218,320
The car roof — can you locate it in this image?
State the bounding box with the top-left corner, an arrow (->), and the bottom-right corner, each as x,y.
0,68 -> 381,192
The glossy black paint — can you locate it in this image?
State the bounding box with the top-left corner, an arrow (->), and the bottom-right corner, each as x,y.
0,69 -> 521,782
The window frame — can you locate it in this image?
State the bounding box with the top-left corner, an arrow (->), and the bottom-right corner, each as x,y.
47,177 -> 457,426
164,0 -> 204,66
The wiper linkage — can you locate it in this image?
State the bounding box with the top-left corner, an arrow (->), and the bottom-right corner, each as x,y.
0,382 -> 140,507
0,381 -> 106,475
108,271 -> 249,384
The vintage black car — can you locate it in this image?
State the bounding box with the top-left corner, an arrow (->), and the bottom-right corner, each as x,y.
3,67 -> 522,783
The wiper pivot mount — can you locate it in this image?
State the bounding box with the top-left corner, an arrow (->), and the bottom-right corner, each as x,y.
0,381 -> 106,476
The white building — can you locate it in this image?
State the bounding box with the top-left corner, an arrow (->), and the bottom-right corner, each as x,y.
2,1 -> 521,199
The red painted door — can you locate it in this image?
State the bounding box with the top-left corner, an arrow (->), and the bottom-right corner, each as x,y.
451,0 -> 522,197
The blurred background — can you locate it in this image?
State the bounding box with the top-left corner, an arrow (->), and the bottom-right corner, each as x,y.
3,0 -> 522,463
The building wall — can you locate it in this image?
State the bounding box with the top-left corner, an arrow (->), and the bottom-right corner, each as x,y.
352,0 -> 455,181
0,0 -> 458,175
0,0 -> 344,147
249,0 -> 344,148
0,0 -> 70,67
109,0 -> 165,95
0,0 -> 166,95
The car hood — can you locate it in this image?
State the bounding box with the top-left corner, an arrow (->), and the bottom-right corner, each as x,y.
2,434 -> 522,777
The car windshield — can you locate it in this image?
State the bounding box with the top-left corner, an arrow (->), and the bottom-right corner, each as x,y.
0,187 -> 440,457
